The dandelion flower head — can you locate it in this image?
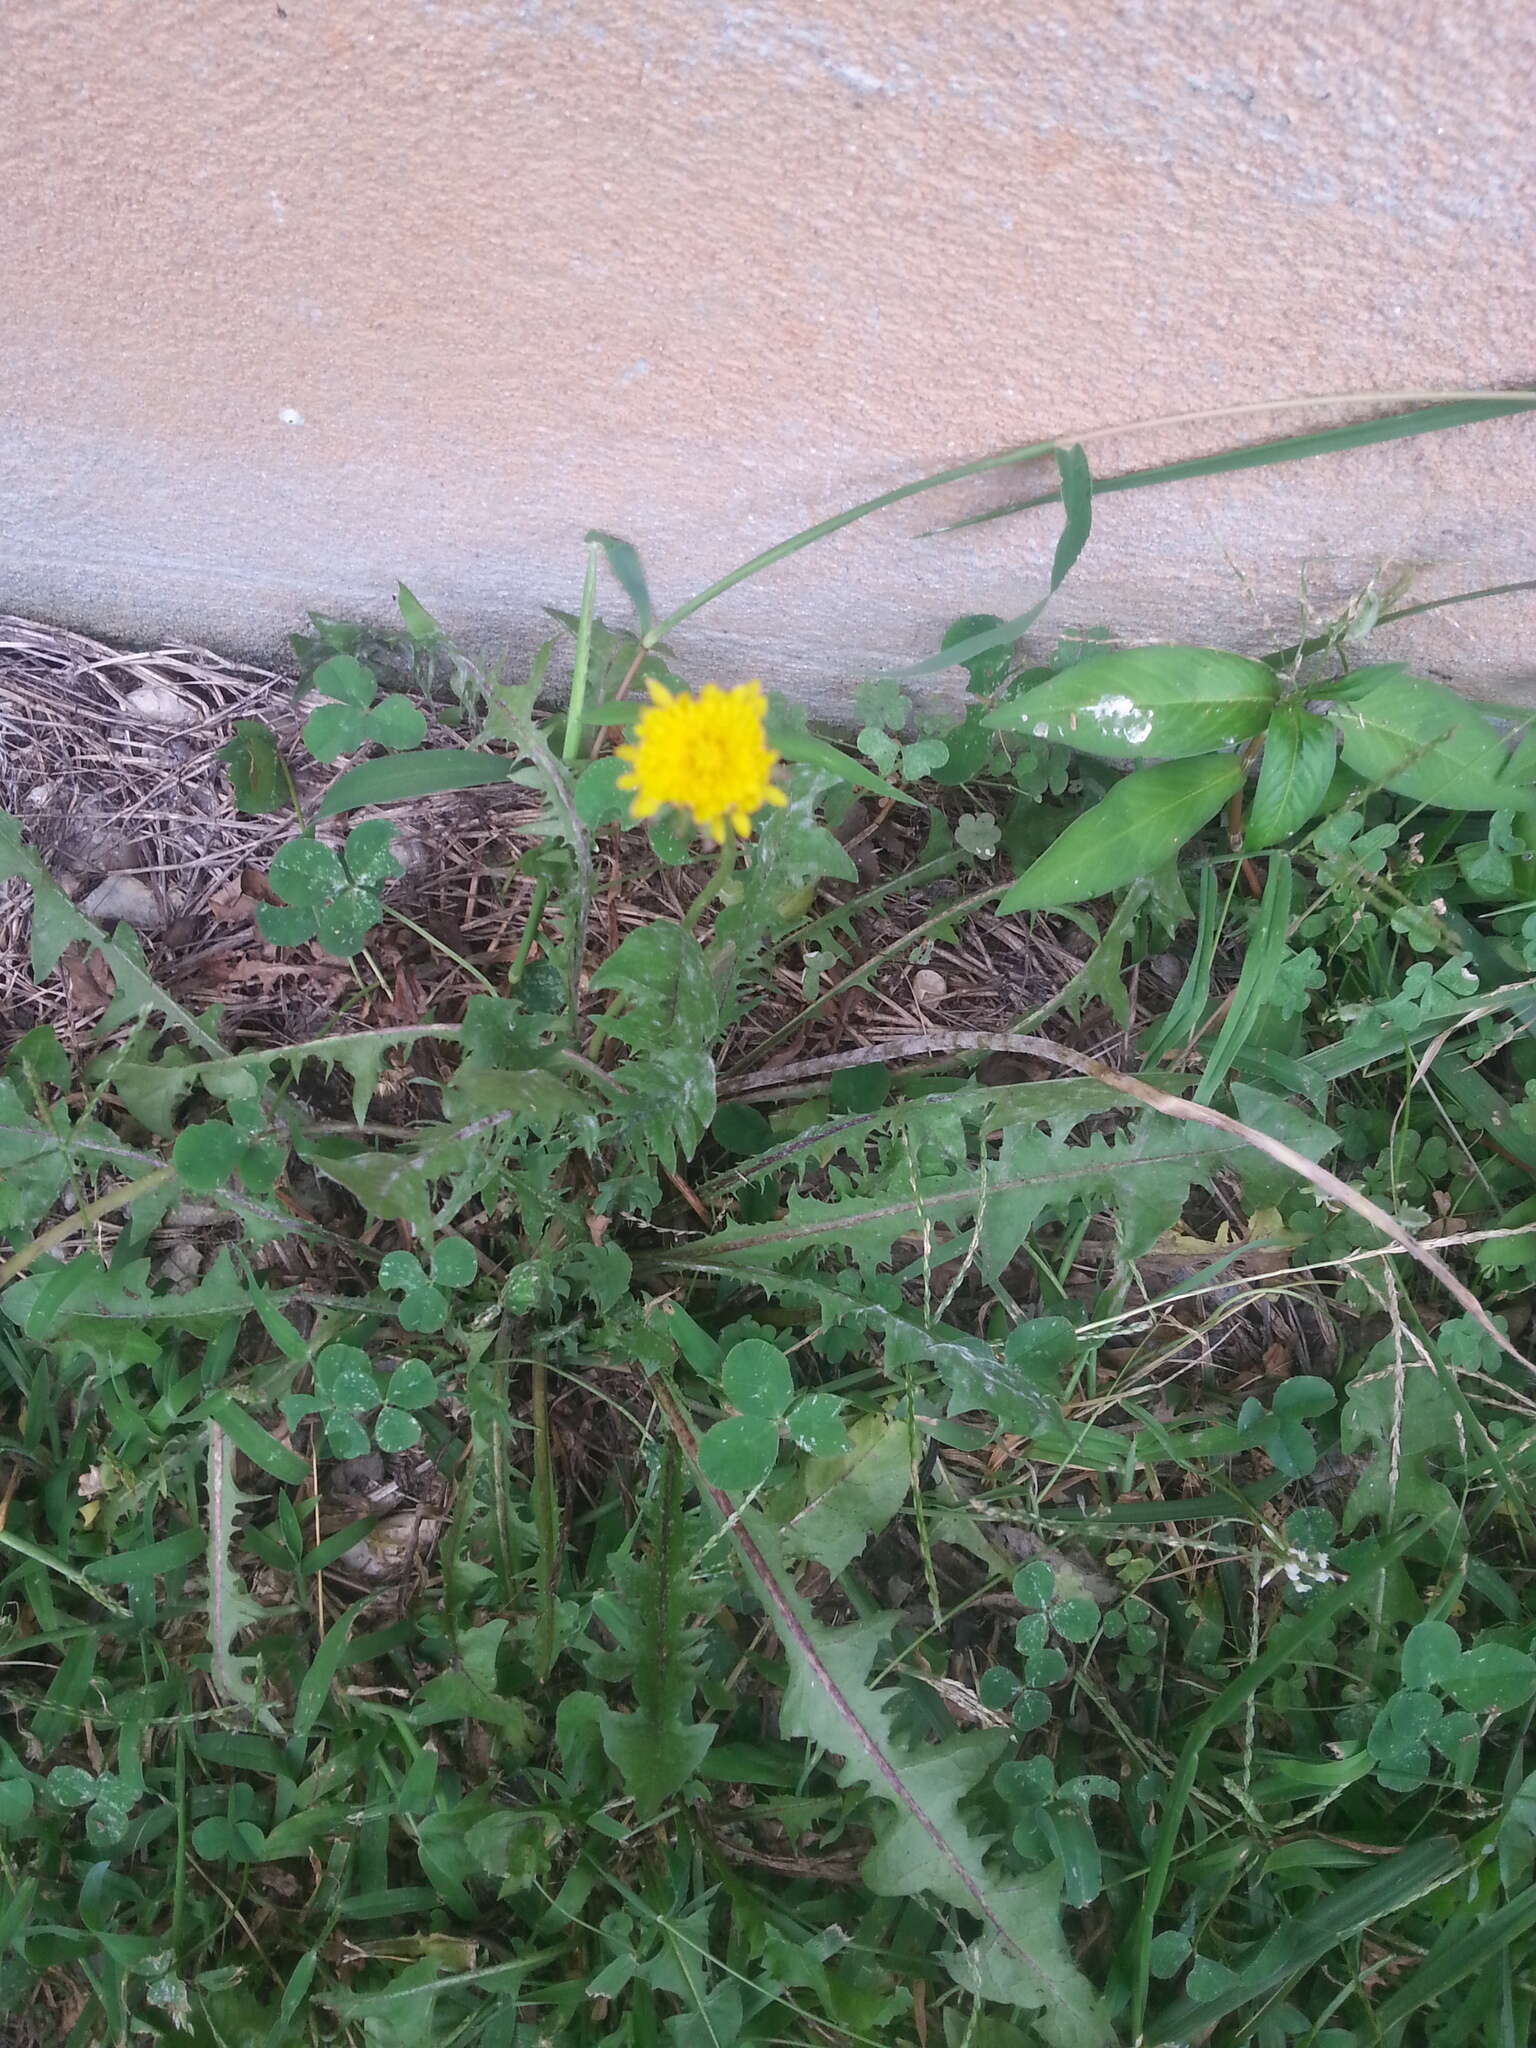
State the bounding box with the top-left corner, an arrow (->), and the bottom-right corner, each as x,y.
616,678 -> 787,842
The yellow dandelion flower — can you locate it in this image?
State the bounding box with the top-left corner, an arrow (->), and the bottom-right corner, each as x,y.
615,678 -> 788,842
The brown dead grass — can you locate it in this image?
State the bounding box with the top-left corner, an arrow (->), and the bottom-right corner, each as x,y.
0,617 -> 1097,1072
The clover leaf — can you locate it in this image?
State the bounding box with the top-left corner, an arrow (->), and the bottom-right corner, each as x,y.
256,824 -> 401,958
1234,1376 -> 1336,1480
301,655 -> 428,762
282,1342 -> 437,1460
697,1341 -> 849,1492
379,1238 -> 477,1333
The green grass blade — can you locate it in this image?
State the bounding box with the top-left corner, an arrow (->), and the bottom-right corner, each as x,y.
1146,1836 -> 1461,2043
1370,1880 -> 1536,2038
1264,577 -> 1536,672
644,436 -> 1063,644
316,750 -> 522,818
1195,853 -> 1291,1102
930,397 -> 1536,535
1050,443 -> 1093,589
882,594 -> 1052,683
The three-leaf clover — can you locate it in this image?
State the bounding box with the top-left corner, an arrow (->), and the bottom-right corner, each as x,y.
1014,1561 -> 1104,1667
191,1781 -> 267,1863
302,653 -> 428,764
1366,1618 -> 1536,1789
379,1238 -> 478,1332
257,821 -> 402,957
282,1344 -> 438,1457
696,1340 -> 850,1493
46,1766 -> 138,1851
1233,1376 -> 1336,1480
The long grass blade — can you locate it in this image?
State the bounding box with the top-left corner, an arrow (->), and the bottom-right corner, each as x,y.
1369,1880 -> 1536,2038
928,397 -> 1536,536
645,436 -> 1064,644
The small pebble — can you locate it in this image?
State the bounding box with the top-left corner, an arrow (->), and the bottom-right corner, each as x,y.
80,874 -> 164,930
124,683 -> 199,729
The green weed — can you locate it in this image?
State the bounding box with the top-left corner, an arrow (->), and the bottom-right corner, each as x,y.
2,396 -> 1536,2044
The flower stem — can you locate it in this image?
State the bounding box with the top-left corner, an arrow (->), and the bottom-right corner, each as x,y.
508,879 -> 552,986
684,824 -> 737,934
562,543 -> 599,765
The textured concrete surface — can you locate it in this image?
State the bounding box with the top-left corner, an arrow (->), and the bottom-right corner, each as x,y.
1,1 -> 1533,712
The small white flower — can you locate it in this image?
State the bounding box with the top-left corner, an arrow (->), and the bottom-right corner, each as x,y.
1260,1543 -> 1340,1594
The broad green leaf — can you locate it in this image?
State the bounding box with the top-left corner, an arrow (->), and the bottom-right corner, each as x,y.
1244,703 -> 1337,848
1402,1619 -> 1462,1694
386,1358 -> 437,1409
785,1392 -> 850,1457
412,1623 -> 537,1746
724,1535 -> 1109,2048
430,1238 -> 478,1289
574,754 -> 632,827
888,595 -> 1052,685
722,1339 -> 793,1419
998,756 -> 1243,912
1050,1597 -> 1100,1645
46,1765 -> 97,1809
943,613 -> 1012,696
317,750 -> 522,819
1331,672 -> 1533,809
314,887 -> 385,957
697,1415 -> 779,1493
324,1414 -> 371,1460
366,695 -> 429,752
1368,1689 -> 1442,1777
989,646 -> 1275,760
687,1112 -> 1239,1305
254,903 -> 315,948
395,1287 -> 447,1334
311,653 -> 377,708
219,718 -> 288,815
1227,1080 -> 1339,1207
373,1404 -> 423,1452
379,1250 -> 429,1292
269,837 -> 347,910
315,1344 -> 381,1415
0,1781 -> 34,1829
343,819 -> 402,888
303,700 -> 367,764
1447,1644 -> 1536,1714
